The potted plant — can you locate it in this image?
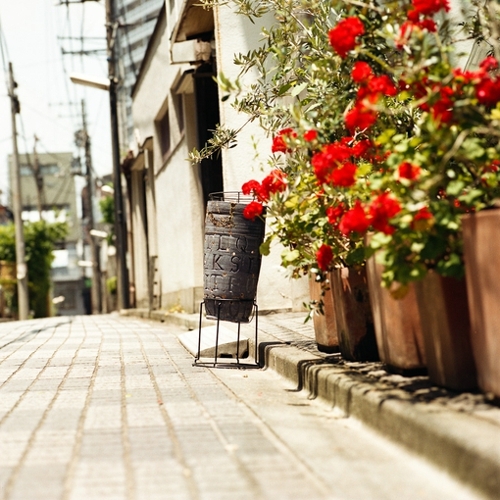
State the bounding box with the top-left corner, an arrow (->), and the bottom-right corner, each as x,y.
195,0 -> 500,384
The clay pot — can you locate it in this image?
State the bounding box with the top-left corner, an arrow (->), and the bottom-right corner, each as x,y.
331,266 -> 379,362
462,210 -> 500,397
308,272 -> 339,353
366,256 -> 426,374
414,271 -> 477,391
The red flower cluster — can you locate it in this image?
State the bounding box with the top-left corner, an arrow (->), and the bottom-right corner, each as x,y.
241,169 -> 287,220
242,169 -> 287,203
328,17 -> 365,58
311,137 -> 373,186
409,0 -> 450,18
271,128 -> 297,153
396,0 -> 448,53
339,201 -> 370,235
337,194 -> 401,236
326,203 -> 346,228
316,244 -> 333,271
369,193 -> 402,234
345,106 -> 378,133
345,62 -> 397,133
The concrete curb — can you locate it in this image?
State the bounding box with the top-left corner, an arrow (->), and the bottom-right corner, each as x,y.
122,309 -> 500,499
252,332 -> 500,500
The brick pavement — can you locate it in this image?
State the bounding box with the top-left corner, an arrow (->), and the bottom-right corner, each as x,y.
1,316 -> 327,500
0,315 -> 489,500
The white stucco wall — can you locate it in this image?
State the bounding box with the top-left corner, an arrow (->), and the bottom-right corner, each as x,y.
132,17 -> 205,313
214,4 -> 309,312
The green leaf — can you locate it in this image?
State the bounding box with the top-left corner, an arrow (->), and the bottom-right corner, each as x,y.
283,249 -> 300,262
446,180 -> 465,197
290,82 -> 308,96
260,238 -> 272,256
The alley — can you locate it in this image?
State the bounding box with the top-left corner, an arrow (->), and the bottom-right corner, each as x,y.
0,315 -> 485,500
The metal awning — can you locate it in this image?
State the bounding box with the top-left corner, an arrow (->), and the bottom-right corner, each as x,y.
171,0 -> 214,42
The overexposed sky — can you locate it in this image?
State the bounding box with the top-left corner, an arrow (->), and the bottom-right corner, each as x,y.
0,0 -> 113,206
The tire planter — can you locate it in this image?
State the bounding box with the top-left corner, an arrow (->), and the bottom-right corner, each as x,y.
462,209 -> 500,397
366,256 -> 426,374
414,271 -> 477,391
331,266 -> 379,361
308,272 -> 339,353
203,193 -> 265,323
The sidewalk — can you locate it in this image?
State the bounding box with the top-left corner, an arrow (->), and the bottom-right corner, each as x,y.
122,308 -> 500,499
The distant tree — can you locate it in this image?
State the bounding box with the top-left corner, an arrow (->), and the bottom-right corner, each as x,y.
0,221 -> 68,318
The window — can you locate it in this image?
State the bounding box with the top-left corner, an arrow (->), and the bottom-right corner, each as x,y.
157,109 -> 171,160
20,164 -> 32,176
19,163 -> 60,176
173,93 -> 184,134
40,163 -> 60,175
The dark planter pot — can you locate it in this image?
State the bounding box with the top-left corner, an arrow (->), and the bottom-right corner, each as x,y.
308,272 -> 339,353
366,256 -> 426,374
203,193 -> 265,323
463,210 -> 500,397
414,271 -> 477,391
331,266 -> 379,361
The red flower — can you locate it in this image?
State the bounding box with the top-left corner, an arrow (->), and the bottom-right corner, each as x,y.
476,77 -> 500,107
304,130 -> 318,142
312,142 -> 351,183
261,169 -> 287,198
351,139 -> 373,158
331,162 -> 357,187
368,75 -> 397,96
411,206 -> 433,229
326,203 -> 346,227
339,201 -> 370,235
345,104 -> 377,132
328,17 -> 365,58
271,128 -> 297,153
480,56 -> 499,72
398,162 -> 421,181
369,193 -> 401,234
484,160 -> 500,172
243,201 -> 264,221
411,0 -> 450,16
242,179 -> 261,196
414,206 -> 432,221
352,62 -> 373,83
431,86 -> 454,123
316,244 -> 333,271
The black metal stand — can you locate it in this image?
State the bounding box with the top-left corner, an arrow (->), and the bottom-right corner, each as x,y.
193,299 -> 260,368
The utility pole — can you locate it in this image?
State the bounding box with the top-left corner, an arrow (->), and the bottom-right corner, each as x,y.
8,62 -> 29,320
32,135 -> 44,220
105,0 -> 130,310
81,99 -> 102,314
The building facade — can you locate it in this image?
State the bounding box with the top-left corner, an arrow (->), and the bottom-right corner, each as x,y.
124,1 -> 309,314
115,0 -> 165,151
8,151 -> 86,316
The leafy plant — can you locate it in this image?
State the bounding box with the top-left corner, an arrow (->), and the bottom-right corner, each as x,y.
0,221 -> 68,317
193,0 -> 500,295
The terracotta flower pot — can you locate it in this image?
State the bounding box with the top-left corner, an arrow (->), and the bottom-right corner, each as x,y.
330,266 -> 379,361
414,271 -> 477,391
308,272 -> 339,353
366,256 -> 426,374
463,209 -> 500,397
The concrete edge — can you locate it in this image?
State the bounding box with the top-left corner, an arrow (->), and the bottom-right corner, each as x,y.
122,309 -> 499,498
251,334 -> 499,500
